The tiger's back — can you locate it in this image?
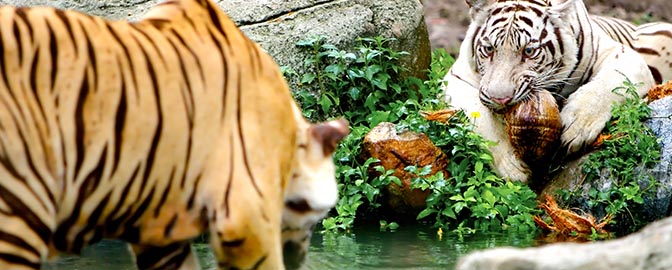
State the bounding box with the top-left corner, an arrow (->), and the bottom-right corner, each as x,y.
591,14 -> 672,84
0,0 -> 345,269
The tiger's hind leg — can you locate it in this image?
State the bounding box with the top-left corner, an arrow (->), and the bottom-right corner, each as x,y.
129,242 -> 200,270
0,215 -> 47,270
0,188 -> 55,269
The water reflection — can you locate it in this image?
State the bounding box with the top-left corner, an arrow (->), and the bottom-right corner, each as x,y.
306,224 -> 539,270
46,225 -> 540,270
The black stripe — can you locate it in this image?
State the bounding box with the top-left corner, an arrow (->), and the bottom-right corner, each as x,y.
46,20 -> 59,88
649,66 -> 663,84
73,73 -> 87,177
251,255 -> 267,270
206,26 -> 229,122
0,184 -> 52,247
12,19 -> 22,63
164,214 -> 178,238
134,31 -> 163,189
223,136 -> 234,217
121,186 -> 156,243
27,37 -> 53,162
20,137 -> 53,212
0,252 -> 40,269
153,167 -> 175,217
0,30 -> 9,90
236,68 -> 263,197
54,9 -> 76,45
15,8 -> 33,43
104,164 -> 141,234
0,231 -> 40,258
112,73 -> 126,174
520,16 -> 533,27
186,173 -> 201,209
164,32 -> 194,190
68,145 -> 107,252
204,2 -> 224,38
72,190 -> 112,251
136,243 -> 190,270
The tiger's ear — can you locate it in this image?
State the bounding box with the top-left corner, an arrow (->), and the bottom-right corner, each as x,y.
309,118 -> 349,157
465,0 -> 495,19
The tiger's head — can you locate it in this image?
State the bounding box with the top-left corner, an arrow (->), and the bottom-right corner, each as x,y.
465,0 -> 581,112
281,107 -> 349,269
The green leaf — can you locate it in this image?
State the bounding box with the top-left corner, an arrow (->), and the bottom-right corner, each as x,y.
416,208 -> 436,220
301,73 -> 316,84
482,189 -> 496,206
318,94 -> 333,113
348,87 -> 361,100
441,207 -> 457,219
387,222 -> 400,230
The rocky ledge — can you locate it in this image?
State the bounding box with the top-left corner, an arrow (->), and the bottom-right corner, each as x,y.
456,215 -> 672,270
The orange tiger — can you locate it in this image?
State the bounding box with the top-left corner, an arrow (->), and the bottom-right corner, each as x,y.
0,0 -> 348,269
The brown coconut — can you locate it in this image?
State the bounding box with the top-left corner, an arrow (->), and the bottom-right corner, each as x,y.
505,90 -> 562,165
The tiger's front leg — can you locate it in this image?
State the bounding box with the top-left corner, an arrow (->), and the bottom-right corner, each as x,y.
130,242 -> 200,270
560,44 -> 654,154
444,58 -> 531,182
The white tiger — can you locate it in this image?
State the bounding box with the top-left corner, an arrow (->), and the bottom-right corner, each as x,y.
443,0 -> 672,183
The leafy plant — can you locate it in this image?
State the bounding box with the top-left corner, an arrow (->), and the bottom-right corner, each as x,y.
288,36 -> 418,127
402,112 -> 539,232
567,79 -> 661,231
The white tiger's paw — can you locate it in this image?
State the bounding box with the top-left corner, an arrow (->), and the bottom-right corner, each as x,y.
560,101 -> 611,154
490,145 -> 530,183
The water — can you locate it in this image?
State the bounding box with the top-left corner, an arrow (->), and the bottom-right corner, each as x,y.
44,225 -> 540,270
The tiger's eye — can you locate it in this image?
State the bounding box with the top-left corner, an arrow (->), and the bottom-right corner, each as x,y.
523,47 -> 537,57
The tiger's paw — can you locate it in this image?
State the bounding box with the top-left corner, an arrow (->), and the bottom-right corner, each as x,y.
490,144 -> 531,183
559,101 -> 611,154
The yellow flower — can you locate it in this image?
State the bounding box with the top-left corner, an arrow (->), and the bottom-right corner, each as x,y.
470,111 -> 481,119
437,228 -> 443,240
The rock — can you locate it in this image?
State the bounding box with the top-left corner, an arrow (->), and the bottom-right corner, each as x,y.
456,216 -> 672,270
362,122 -> 448,217
229,0 -> 431,85
542,95 -> 672,233
0,0 -> 162,21
6,0 -> 431,89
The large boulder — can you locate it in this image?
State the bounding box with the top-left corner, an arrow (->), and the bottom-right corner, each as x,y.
456,215 -> 672,270
5,0 -> 431,88
362,122 -> 448,217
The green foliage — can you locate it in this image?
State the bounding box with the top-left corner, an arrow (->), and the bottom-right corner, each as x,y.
379,220 -> 400,232
570,79 -> 661,230
287,36 -> 539,233
287,36 -> 420,126
401,112 -> 539,232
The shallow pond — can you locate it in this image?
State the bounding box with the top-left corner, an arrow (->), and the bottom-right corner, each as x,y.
44,225 -> 540,270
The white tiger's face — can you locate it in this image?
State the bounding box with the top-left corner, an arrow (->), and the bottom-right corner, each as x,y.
281,117 -> 348,270
471,0 -> 577,112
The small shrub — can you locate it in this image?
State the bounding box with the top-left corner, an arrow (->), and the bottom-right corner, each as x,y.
401,111 -> 539,232
560,79 -> 662,232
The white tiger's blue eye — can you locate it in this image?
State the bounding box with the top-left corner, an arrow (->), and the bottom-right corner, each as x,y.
523,47 -> 537,57
483,45 -> 494,54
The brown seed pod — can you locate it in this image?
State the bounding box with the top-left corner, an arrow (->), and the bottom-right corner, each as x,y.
505,90 -> 562,165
